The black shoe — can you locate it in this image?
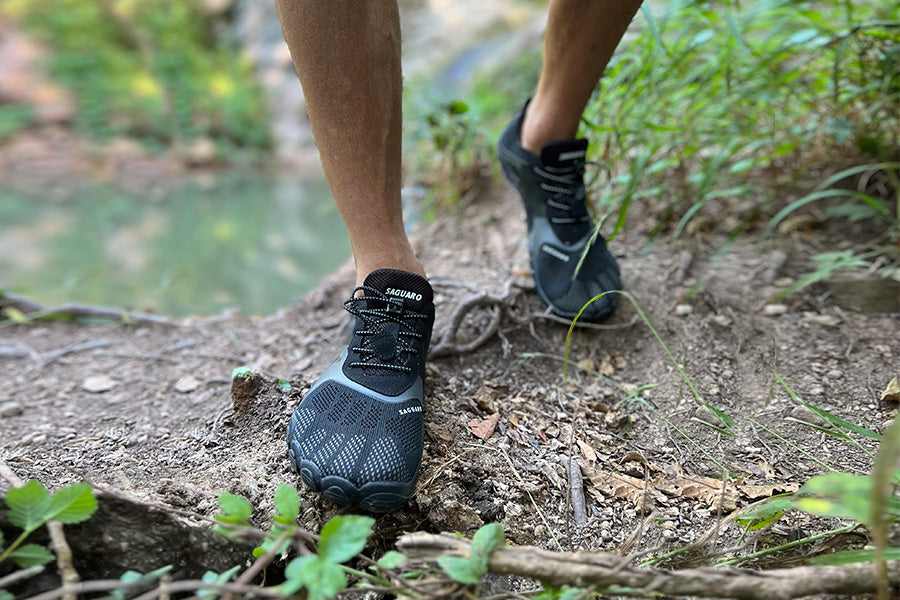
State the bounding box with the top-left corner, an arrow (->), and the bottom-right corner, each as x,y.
287,269 -> 434,512
497,103 -> 621,321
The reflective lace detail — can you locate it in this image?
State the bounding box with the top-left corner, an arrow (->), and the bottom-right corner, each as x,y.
533,163 -> 592,227
344,288 -> 428,373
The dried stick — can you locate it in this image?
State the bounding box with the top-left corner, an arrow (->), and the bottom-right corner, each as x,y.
567,457 -> 588,529
397,532 -> 900,600
0,293 -> 172,325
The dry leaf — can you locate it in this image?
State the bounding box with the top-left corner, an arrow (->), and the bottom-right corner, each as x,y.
472,384 -> 497,412
619,450 -> 647,465
614,354 -> 628,369
577,459 -> 665,506
577,358 -> 594,372
599,357 -> 615,377
576,439 -> 597,463
656,475 -> 739,512
468,413 -> 501,440
740,482 -> 800,500
425,422 -> 453,445
880,377 -> 900,403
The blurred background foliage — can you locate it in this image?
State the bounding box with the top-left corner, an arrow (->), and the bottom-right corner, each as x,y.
1,0 -> 271,152
0,0 -> 897,315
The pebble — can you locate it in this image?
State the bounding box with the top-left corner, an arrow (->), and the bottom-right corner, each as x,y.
174,375 -> 201,393
789,405 -> 827,426
82,375 -> 116,393
763,304 -> 788,316
711,314 -> 732,327
826,369 -> 843,380
0,401 -> 24,418
675,304 -> 693,316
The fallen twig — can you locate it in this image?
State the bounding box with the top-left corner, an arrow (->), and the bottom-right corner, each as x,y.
567,457 -> 588,529
0,293 -> 172,325
397,532 -> 900,599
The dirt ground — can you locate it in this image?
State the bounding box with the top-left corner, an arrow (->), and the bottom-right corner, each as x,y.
1,178 -> 898,596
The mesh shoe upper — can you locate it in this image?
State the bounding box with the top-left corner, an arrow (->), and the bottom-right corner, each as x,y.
287,269 -> 434,512
498,103 -> 621,321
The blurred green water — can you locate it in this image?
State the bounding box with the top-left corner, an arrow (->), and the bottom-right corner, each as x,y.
0,175 -> 350,316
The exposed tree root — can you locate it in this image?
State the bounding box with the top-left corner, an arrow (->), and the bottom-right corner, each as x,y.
428,280 -> 638,358
397,531 -> 898,599
0,292 -> 172,325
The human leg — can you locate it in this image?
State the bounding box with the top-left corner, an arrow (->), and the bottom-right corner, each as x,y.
498,0 -> 641,322
522,0 -> 642,153
276,1 -> 432,512
275,0 -> 423,285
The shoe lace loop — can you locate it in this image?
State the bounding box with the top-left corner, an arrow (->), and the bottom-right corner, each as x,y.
344,287 -> 426,373
533,160 -> 592,225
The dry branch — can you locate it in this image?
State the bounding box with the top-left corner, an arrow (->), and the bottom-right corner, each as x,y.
0,292 -> 171,325
428,280 -> 638,358
397,532 -> 898,599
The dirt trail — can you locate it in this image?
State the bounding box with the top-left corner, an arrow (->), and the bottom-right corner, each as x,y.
1,182 -> 897,583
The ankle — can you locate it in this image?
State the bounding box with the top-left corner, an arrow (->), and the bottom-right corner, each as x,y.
521,99 -> 581,154
354,256 -> 426,287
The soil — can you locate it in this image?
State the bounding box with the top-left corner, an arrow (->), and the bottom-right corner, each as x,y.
1,178 -> 898,597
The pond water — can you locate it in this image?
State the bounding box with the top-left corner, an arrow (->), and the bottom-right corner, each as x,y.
0,175 -> 351,317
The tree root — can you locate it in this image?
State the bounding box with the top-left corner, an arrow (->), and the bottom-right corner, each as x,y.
0,292 -> 172,325
428,280 -> 638,359
397,531 -> 899,599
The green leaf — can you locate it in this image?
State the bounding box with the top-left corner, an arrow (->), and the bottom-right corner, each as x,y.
437,523 -> 505,584
470,522 -> 504,562
317,515 -> 375,564
735,496 -> 792,530
794,473 -> 874,525
10,543 -> 55,567
376,550 -> 407,569
282,555 -> 346,600
535,586 -> 585,600
5,480 -> 52,531
273,484 -> 300,523
111,567 -> 174,599
277,379 -> 291,391
48,483 -> 97,524
437,555 -> 484,584
0,590 -> 15,600
198,565 -> 241,598
216,493 -> 252,524
448,101 -> 469,115
231,366 -> 252,379
808,547 -> 900,566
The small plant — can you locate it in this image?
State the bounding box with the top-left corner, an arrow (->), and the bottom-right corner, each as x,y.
0,480 -> 98,600
582,0 -> 899,253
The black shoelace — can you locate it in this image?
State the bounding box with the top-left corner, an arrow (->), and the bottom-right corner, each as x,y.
344,287 -> 427,373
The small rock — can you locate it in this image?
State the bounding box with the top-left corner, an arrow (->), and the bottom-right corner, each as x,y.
826,369 -> 843,380
675,304 -> 693,316
763,304 -> 788,316
711,314 -> 732,327
789,405 -> 827,426
174,375 -> 201,393
0,401 -> 24,418
805,313 -> 841,327
82,375 -> 116,393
